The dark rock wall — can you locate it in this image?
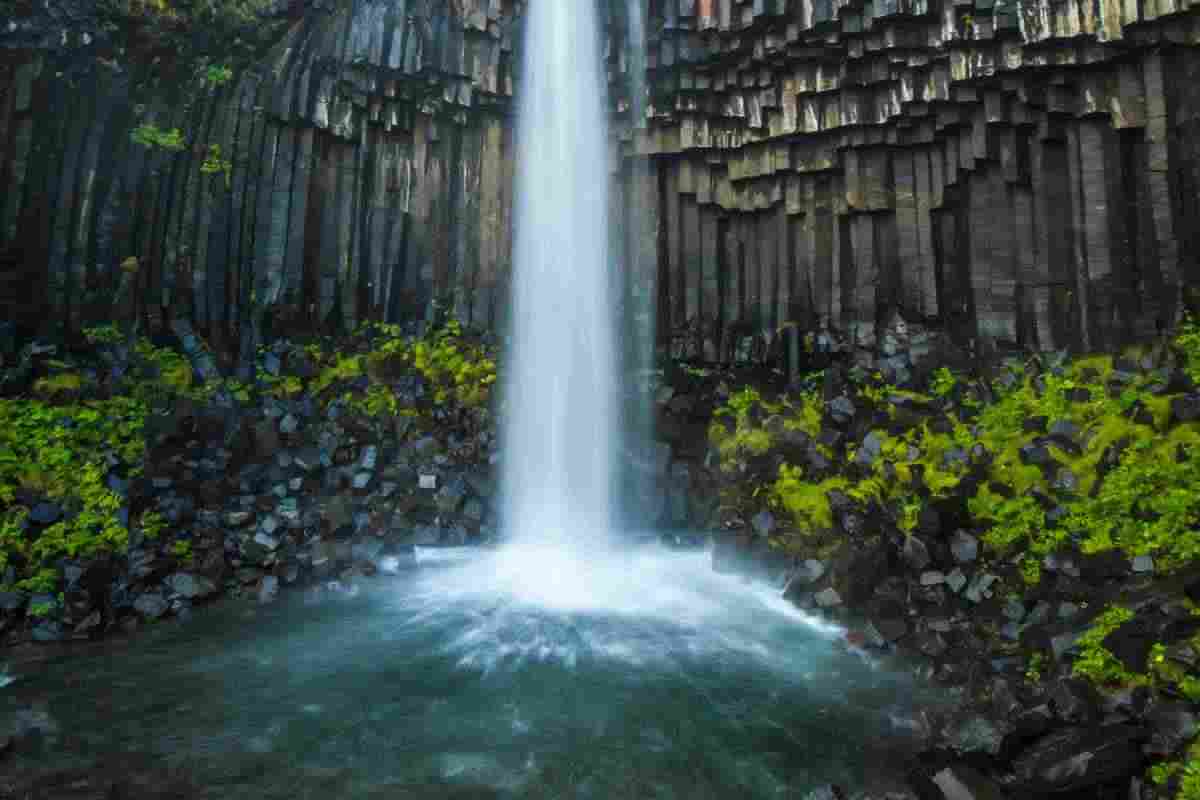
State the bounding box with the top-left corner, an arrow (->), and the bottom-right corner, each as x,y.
3,0 -> 1200,359
0,0 -> 520,350
615,0 -> 1200,361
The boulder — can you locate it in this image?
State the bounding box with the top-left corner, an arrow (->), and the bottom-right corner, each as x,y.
1011,725 -> 1145,794
164,572 -> 218,601
912,764 -> 1005,800
132,592 -> 169,620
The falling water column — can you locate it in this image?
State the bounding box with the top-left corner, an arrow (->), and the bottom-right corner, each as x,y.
501,1 -> 618,545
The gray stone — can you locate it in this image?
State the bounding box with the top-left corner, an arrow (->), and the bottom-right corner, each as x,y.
828,396 -> 856,425
790,559 -> 826,584
950,531 -> 978,563
1003,598 -> 1026,622
944,714 -> 1008,757
164,572 -> 217,600
1132,555 -> 1154,574
350,538 -> 384,564
31,620 -> 65,641
257,575 -> 280,604
359,445 -> 378,471
133,592 -> 169,619
260,514 -> 280,535
29,503 -> 62,525
750,510 -> 776,537
945,569 -> 967,594
902,535 -> 931,571
462,499 -> 485,522
352,472 -> 372,489
254,532 -> 280,551
857,431 -> 884,465
920,570 -> 946,586
814,588 -> 843,608
929,765 -> 1006,800
963,574 -> 998,604
279,414 -> 299,434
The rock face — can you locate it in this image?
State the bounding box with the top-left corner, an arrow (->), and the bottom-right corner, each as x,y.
2,0 -> 1200,358
617,0 -> 1200,361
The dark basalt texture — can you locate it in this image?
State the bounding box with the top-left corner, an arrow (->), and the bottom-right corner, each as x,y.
2,0 -> 1200,361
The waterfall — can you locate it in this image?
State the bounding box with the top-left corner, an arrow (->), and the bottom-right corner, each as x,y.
501,0 -> 618,545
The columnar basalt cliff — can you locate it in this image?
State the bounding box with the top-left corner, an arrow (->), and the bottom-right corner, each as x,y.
2,0 -> 1200,362
613,0 -> 1200,361
0,0 -> 521,353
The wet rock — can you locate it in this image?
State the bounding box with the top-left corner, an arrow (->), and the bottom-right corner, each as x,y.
1170,394 -> 1200,425
1144,703 -> 1199,756
829,396 -> 856,426
750,510 -> 776,537
857,431 -> 884,466
412,525 -> 442,546
803,785 -> 847,800
814,588 -> 843,608
133,592 -> 169,620
945,569 -> 967,594
872,617 -> 908,643
1051,468 -> 1078,493
350,537 -> 384,565
1047,678 -> 1099,725
253,420 -> 280,456
920,571 -> 945,586
31,620 -> 65,642
1011,725 -> 1145,794
29,502 -> 62,525
258,575 -> 279,604
943,713 -> 1008,757
279,413 -> 300,434
962,574 -> 998,604
224,510 -> 254,527
917,764 -> 1005,800
165,572 -> 217,601
435,475 -> 468,514
1103,618 -> 1158,672
1019,443 -> 1053,467
914,630 -> 947,658
902,536 -> 931,571
1132,555 -> 1155,574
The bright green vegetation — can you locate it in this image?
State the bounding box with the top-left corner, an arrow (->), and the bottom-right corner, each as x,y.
710,323 -> 1200,592
1070,605 -> 1137,686
1,318 -> 496,597
1151,739 -> 1200,800
288,320 -> 498,427
131,124 -> 186,152
0,396 -> 149,592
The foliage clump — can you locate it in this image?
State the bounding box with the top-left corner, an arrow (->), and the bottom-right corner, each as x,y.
0,396 -> 148,592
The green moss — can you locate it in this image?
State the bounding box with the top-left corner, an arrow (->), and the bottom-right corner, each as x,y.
1176,315 -> 1200,386
1062,426 -> 1200,570
171,539 -> 192,562
1072,605 -> 1138,686
930,367 -> 957,398
771,465 -> 847,532
33,372 -> 84,396
0,397 -> 147,591
1149,738 -> 1200,800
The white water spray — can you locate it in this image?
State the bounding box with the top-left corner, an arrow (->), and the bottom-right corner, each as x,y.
501,0 -> 618,545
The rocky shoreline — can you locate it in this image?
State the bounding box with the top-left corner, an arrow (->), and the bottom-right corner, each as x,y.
1,315 -> 1199,800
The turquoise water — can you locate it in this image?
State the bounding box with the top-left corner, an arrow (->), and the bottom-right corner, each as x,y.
2,549 -> 935,799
